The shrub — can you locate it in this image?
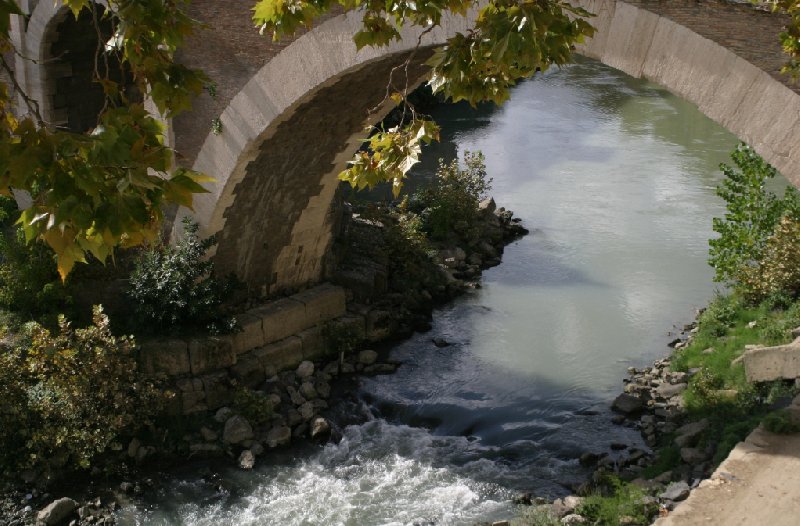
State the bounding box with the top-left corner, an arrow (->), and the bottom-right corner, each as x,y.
323,320 -> 363,356
127,218 -> 239,334
577,477 -> 657,525
0,344 -> 33,477
512,506 -> 560,526
696,294 -> 740,338
709,144 -> 800,294
0,306 -> 163,481
415,151 -> 492,241
232,387 -> 274,426
688,368 -> 726,405
740,215 -> 800,303
762,409 -> 800,434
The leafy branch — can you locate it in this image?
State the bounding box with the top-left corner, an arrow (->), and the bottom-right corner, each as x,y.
253,0 -> 595,193
0,0 -> 210,279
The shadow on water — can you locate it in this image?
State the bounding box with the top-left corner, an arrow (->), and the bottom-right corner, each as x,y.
480,234 -> 608,289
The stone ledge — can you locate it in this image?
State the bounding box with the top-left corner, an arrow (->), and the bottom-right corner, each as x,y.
743,336 -> 800,382
140,283 -> 347,375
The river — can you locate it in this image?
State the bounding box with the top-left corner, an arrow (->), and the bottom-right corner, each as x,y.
119,57 -> 741,525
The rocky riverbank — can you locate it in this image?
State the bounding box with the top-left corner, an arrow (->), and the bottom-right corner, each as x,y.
0,196 -> 528,525
502,317 -> 720,525
506,308 -> 800,526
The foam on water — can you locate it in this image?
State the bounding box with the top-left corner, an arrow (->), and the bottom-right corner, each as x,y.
118,420 -> 515,525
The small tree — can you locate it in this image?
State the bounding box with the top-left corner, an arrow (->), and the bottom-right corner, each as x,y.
708,144 -> 800,290
740,215 -> 800,303
415,151 -> 492,241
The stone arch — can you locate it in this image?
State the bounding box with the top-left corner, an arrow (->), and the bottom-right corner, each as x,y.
175,1 -> 800,294
19,0 -> 130,131
180,11 -> 475,296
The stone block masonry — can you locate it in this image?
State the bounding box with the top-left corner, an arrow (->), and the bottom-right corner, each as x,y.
742,337 -> 800,383
137,283 -> 348,414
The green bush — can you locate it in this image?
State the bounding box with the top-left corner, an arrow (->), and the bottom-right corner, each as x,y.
127,218 -> 239,334
740,216 -> 800,303
0,306 -> 163,481
414,151 -> 492,241
762,409 -> 800,434
695,294 -> 741,338
577,477 -> 657,525
709,144 -> 800,295
512,506 -> 560,526
323,320 -> 363,355
232,387 -> 274,426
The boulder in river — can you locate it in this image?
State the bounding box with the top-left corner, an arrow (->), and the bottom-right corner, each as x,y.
298,401 -> 315,420
358,349 -> 378,365
611,393 -> 645,415
238,450 -> 256,470
299,381 -> 317,400
310,417 -> 331,441
223,415 -> 254,445
266,425 -> 291,448
656,382 -> 687,399
680,447 -> 708,465
37,498 -> 77,525
296,360 -> 315,379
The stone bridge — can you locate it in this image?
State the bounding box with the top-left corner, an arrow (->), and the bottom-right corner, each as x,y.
9,0 -> 800,297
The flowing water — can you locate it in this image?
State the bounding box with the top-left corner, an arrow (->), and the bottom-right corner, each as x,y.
119,58 -> 746,525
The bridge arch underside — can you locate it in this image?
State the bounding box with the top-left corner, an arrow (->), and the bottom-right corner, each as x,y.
182,0 -> 800,295
210,51 -> 433,296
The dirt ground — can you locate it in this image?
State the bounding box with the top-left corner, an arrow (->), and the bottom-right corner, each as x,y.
654,395 -> 800,526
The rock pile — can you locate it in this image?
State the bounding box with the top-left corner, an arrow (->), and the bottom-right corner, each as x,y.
179,356 -> 399,470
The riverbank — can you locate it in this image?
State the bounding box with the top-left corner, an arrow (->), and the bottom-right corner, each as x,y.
507,294 -> 800,525
0,189 -> 528,525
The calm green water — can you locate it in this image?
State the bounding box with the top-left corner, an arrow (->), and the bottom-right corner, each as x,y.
120,58 -> 744,525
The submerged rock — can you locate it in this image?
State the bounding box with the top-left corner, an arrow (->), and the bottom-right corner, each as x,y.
611,393 -> 644,415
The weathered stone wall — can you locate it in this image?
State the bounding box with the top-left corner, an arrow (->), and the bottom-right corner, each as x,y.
170,10 -> 474,295
137,283 -> 365,414
574,0 -> 800,189
172,0 -> 340,164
